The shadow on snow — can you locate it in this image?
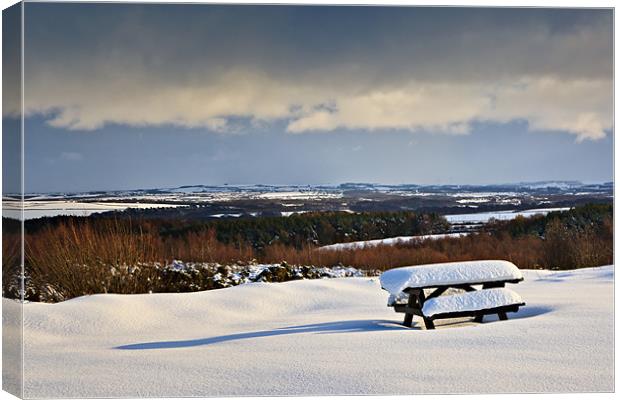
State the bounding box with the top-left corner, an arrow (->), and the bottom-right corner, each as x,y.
115,319 -> 408,350
115,306 -> 552,350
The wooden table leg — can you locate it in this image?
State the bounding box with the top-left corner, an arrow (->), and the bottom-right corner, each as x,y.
403,292 -> 416,327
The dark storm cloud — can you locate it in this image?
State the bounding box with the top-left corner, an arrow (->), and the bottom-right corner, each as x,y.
16,5 -> 612,141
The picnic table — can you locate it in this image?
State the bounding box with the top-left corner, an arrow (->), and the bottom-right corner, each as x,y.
380,260 -> 525,329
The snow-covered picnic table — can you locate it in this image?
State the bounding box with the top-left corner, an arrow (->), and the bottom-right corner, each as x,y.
380,260 -> 525,329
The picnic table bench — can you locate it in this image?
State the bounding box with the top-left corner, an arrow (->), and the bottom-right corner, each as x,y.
380,260 -> 525,329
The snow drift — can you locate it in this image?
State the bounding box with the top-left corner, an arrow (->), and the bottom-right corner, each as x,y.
4,265 -> 613,397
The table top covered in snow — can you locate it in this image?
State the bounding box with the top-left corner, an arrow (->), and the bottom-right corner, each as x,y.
380,260 -> 523,296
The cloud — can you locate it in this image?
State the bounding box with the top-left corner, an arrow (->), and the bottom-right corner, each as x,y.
19,5 -> 612,141
287,82 -> 485,135
286,78 -> 611,141
482,78 -> 612,142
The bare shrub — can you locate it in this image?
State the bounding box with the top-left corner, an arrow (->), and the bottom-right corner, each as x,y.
2,232 -> 22,298
17,208 -> 613,301
543,217 -> 613,270
260,233 -> 545,271
172,228 -> 255,264
24,219 -> 160,300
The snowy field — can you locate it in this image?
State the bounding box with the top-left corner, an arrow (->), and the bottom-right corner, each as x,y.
4,265 -> 613,397
4,200 -> 572,222
319,233 -> 468,251
445,207 -> 571,224
3,200 -> 184,220
295,208 -> 572,252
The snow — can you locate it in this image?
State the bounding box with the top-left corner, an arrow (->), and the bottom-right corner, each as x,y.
3,265 -> 613,396
5,200 -> 185,220
319,233 -> 468,251
421,288 -> 524,317
445,207 -> 571,224
209,213 -> 243,218
386,292 -> 410,306
380,260 -> 523,295
280,210 -> 310,217
255,191 -> 342,200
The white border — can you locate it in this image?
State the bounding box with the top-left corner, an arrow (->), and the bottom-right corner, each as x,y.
0,2 -> 616,400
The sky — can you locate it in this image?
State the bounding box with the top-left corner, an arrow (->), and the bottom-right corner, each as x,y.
2,4 -> 614,193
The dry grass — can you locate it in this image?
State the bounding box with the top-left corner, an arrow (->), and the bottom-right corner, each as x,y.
261,233 -> 546,271
166,228 -> 255,264
8,214 -> 612,301
25,219 -> 159,298
542,217 -> 613,270
2,232 -> 21,298
23,219 -> 258,300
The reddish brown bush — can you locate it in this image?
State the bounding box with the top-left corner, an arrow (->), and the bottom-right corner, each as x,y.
259,233 -> 546,271
12,212 -> 613,301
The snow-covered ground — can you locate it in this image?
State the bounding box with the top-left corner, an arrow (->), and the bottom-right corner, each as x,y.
318,208 -> 573,251
4,265 -> 612,397
4,200 -> 185,220
445,207 -> 571,224
319,233 -> 469,251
